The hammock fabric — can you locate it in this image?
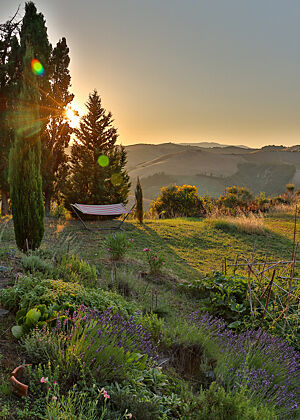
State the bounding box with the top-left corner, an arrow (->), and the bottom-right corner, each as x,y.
72,203 -> 128,216
70,202 -> 135,231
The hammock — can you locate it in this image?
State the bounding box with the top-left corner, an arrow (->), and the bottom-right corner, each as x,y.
70,202 -> 135,231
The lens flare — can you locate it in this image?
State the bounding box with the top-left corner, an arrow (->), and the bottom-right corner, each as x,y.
31,59 -> 44,76
111,173 -> 123,186
97,155 -> 109,167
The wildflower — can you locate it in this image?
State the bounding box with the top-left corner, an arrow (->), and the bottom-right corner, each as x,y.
52,396 -> 57,401
128,238 -> 134,243
143,248 -> 150,252
53,381 -> 57,385
40,377 -> 48,383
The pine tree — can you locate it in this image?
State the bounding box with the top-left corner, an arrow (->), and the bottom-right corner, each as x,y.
9,44 -> 44,252
65,90 -> 130,207
135,177 -> 143,223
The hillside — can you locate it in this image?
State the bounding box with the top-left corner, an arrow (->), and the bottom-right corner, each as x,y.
126,143 -> 300,201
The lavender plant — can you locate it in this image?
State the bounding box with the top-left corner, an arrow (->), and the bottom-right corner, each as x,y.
188,310 -> 300,419
55,305 -> 158,382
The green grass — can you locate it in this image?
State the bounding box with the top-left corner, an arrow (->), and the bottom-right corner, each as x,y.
1,212 -> 298,282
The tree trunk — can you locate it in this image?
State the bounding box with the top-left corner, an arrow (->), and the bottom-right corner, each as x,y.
1,191 -> 8,216
45,194 -> 51,216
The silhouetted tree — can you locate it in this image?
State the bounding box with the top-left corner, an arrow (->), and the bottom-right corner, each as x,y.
0,10 -> 20,215
65,90 -> 130,207
20,2 -> 73,214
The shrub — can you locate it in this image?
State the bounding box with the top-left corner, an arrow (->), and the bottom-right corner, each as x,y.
0,276 -> 138,316
189,311 -> 300,419
106,368 -> 184,420
54,306 -> 157,383
50,202 -> 69,219
139,312 -> 164,343
180,272 -> 250,325
151,184 -> 206,218
196,382 -> 276,420
105,233 -> 133,261
143,248 -> 165,274
217,186 -> 253,214
21,254 -> 54,275
56,254 -> 97,287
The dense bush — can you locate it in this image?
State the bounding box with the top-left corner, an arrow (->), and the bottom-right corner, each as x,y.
56,254 -> 97,287
151,184 -> 206,218
0,276 -> 137,316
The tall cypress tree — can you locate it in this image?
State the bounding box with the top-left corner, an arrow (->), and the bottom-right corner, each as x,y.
9,43 -> 44,251
135,177 -> 143,223
20,2 -> 73,214
65,90 -> 130,207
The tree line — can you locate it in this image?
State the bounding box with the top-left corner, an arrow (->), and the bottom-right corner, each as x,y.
0,2 -> 130,251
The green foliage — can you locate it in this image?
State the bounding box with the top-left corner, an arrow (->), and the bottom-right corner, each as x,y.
139,312 -> 164,343
106,368 -> 184,420
143,248 -> 165,274
181,272 -> 250,324
135,177 -> 144,223
105,232 -> 132,261
217,185 -> 253,214
65,90 -> 130,207
195,382 -> 276,420
21,326 -> 62,364
50,201 -> 69,219
151,184 -> 206,218
9,43 -> 44,252
0,275 -> 137,316
21,253 -> 54,275
57,254 -> 97,287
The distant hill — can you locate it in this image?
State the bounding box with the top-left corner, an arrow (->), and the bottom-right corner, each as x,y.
126,143 -> 300,204
179,141 -> 251,149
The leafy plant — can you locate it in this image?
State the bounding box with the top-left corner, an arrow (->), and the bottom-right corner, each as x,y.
105,233 -> 133,261
181,272 -> 250,324
196,382 -> 276,420
56,254 -> 97,287
143,248 -> 165,275
21,254 -> 54,275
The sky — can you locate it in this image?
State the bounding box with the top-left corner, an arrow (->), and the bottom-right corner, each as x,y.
2,0 -> 300,147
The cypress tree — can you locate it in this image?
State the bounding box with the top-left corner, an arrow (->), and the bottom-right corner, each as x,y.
9,43 -> 44,252
135,177 -> 143,223
65,90 -> 130,207
20,2 -> 73,214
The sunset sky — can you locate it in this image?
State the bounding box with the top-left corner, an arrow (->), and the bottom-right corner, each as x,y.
2,0 -> 300,147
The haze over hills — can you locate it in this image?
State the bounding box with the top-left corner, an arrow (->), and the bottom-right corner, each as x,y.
125,143 -> 300,204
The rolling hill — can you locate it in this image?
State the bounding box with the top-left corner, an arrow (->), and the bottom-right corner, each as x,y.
125,143 -> 300,203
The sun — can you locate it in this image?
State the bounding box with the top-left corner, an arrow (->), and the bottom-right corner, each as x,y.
64,104 -> 80,127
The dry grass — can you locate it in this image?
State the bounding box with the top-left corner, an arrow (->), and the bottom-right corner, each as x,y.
209,212 -> 266,235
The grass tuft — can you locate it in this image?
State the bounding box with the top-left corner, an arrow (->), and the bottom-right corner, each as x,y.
210,213 -> 266,235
